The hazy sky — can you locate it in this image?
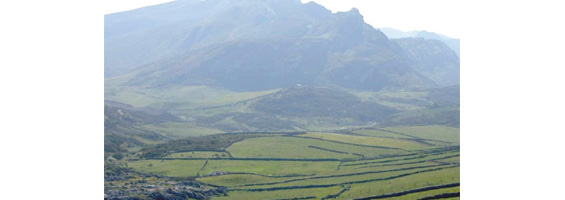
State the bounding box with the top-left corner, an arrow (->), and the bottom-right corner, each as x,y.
103,0 -> 460,38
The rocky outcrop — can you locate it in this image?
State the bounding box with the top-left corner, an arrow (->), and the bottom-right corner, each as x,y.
104,166 -> 228,200
105,184 -> 227,200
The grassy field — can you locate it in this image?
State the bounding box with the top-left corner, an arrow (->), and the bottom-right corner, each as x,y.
105,84 -> 279,110
237,165 -> 446,190
125,130 -> 460,199
165,151 -> 230,159
355,91 -> 431,111
384,186 -> 460,200
198,174 -> 284,187
141,122 -> 223,138
339,167 -> 460,199
299,132 -> 430,150
228,136 -> 355,159
380,125 -> 460,143
214,186 -> 344,200
434,155 -> 461,164
353,129 -> 415,139
339,151 -> 460,169
199,160 -> 339,176
227,136 -> 407,159
128,159 -> 205,177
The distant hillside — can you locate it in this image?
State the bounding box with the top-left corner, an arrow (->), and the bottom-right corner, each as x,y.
166,86 -> 460,132
363,85 -> 460,127
104,101 -> 179,153
105,0 -> 458,91
105,85 -> 459,138
163,86 -> 398,132
380,28 -> 460,56
252,87 -> 396,122
414,31 -> 460,57
384,106 -> 460,127
395,38 -> 460,86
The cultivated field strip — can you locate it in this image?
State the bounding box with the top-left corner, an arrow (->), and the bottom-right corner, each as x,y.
353,154 -> 460,170
206,172 -> 317,178
151,157 -> 341,161
350,128 -> 442,145
342,155 -> 428,167
230,166 -> 458,192
343,153 -> 420,163
273,196 -> 316,200
212,186 -> 343,200
289,136 -> 409,151
416,146 -> 460,154
308,146 -> 353,156
340,149 -> 459,168
227,136 -> 407,159
235,164 -> 449,188
351,183 -> 460,200
166,150 -> 233,158
321,185 -> 350,200
417,192 -> 460,200
361,127 -> 457,144
363,128 -> 423,140
196,158 -> 209,176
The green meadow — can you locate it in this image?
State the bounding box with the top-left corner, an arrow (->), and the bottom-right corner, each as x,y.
124,128 -> 460,199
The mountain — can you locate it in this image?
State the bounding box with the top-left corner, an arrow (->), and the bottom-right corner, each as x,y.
380,28 -> 460,56
394,37 -> 460,86
105,0 -> 458,91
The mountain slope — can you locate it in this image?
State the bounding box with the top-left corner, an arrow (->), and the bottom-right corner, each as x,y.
104,101 -> 180,152
104,0 -> 332,77
105,0 -> 455,91
395,38 -> 460,86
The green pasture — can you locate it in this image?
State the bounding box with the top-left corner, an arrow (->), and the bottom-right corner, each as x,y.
237,165 -> 446,190
212,186 -> 343,200
105,84 -> 279,109
339,166 -> 460,199
141,122 -> 223,138
299,132 -> 428,150
227,136 -> 406,159
165,151 -> 230,159
340,152 -> 460,170
128,159 -> 205,177
199,161 -> 440,188
366,186 -> 460,200
381,125 -> 460,143
199,160 -> 339,177
198,174 -> 285,187
353,129 -> 414,139
434,155 -> 461,164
